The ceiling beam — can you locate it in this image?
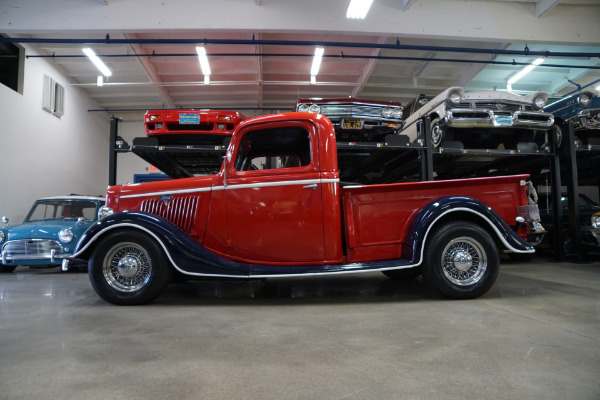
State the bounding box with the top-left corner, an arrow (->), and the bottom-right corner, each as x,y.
351,36 -> 388,98
536,0 -> 562,17
124,34 -> 175,108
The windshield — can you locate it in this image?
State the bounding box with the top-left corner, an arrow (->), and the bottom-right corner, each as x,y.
26,200 -> 100,222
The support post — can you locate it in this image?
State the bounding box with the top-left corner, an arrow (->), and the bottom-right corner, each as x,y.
420,116 -> 434,181
109,116 -> 119,187
563,120 -> 583,262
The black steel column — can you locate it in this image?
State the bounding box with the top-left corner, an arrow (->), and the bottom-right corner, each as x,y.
420,116 -> 434,181
563,120 -> 582,262
549,125 -> 564,261
108,116 -> 119,187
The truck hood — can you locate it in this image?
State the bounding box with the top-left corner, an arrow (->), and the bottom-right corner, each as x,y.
118,175 -> 215,199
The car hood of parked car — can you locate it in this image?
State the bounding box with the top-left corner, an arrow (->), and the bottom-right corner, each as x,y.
4,219 -> 92,241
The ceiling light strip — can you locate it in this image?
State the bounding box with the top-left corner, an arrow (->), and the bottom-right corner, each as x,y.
346,0 -> 373,19
82,48 -> 112,77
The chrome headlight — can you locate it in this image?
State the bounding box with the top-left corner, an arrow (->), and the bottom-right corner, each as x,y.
447,91 -> 462,107
532,96 -> 546,111
98,205 -> 114,220
579,94 -> 592,108
59,229 -> 73,243
308,104 -> 320,113
381,108 -> 393,118
0,231 -> 5,244
592,213 -> 600,229
392,108 -> 403,119
298,104 -> 310,112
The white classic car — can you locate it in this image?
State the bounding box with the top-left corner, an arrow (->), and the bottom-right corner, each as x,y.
400,87 -> 555,149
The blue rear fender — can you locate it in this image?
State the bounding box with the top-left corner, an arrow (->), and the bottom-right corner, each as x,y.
73,211 -> 250,277
403,196 -> 534,264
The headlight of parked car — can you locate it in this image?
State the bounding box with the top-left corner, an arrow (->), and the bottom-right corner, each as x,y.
98,205 -> 114,220
592,213 -> 600,229
308,104 -> 320,113
532,96 -> 546,111
58,229 -> 73,243
578,93 -> 592,108
446,91 -> 462,107
0,231 -> 5,244
298,104 -> 310,112
392,108 -> 403,119
381,108 -> 393,118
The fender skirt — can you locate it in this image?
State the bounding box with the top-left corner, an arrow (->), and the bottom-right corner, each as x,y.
403,196 -> 534,264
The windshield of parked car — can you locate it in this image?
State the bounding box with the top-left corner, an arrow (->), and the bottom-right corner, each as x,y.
26,200 -> 99,222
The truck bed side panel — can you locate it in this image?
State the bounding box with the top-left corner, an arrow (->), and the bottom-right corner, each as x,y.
342,175 -> 527,262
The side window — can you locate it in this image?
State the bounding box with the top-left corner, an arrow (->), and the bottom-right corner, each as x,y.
234,126 -> 312,172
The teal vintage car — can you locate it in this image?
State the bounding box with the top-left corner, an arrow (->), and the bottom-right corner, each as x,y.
0,196 -> 105,272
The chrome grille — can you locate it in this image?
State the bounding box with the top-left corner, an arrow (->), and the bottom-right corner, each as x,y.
455,101 -> 523,113
140,196 -> 199,233
317,104 -> 402,121
1,239 -> 63,260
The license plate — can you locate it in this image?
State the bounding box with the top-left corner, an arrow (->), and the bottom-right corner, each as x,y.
342,119 -> 363,129
179,114 -> 200,124
495,115 -> 512,126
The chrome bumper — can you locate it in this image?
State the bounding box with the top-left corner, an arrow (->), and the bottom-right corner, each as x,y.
446,109 -> 554,129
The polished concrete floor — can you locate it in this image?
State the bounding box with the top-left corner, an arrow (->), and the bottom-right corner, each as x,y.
1,253 -> 599,400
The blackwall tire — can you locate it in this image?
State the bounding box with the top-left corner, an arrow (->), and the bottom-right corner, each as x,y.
422,222 -> 499,299
0,265 -> 17,273
430,118 -> 444,148
88,230 -> 171,305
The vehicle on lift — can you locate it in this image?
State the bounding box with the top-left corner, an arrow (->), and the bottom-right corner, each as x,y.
542,91 -> 600,149
144,109 -> 246,145
400,87 -> 554,149
0,196 -> 105,273
295,98 -> 403,142
70,112 -> 543,305
537,192 -> 600,252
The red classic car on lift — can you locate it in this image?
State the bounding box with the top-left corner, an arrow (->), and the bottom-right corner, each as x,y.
144,109 -> 246,145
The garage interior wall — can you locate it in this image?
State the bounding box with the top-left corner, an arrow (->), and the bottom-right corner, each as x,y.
0,44 -> 110,222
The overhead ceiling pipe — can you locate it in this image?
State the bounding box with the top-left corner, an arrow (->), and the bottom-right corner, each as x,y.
25,52 -> 600,70
2,36 -> 599,58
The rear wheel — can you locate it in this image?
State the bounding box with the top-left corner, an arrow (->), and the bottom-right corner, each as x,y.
422,222 -> 499,299
88,230 -> 171,305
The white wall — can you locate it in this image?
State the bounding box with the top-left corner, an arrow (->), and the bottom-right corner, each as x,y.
0,45 -> 110,223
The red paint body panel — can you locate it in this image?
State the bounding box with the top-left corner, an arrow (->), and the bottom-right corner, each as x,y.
105,112 -> 529,267
341,175 -> 528,263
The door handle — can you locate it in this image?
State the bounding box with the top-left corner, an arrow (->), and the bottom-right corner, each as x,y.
303,183 -> 318,190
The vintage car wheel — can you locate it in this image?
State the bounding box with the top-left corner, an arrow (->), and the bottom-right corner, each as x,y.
88,229 -> 171,305
0,265 -> 17,273
421,222 -> 499,299
382,266 -> 422,279
430,118 -> 444,147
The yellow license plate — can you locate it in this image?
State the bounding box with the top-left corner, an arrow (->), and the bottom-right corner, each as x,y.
342,119 -> 363,129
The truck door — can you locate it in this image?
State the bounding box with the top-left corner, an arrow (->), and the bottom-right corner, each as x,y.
224,121 -> 325,263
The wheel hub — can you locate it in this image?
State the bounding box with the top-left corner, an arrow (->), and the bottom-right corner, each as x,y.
117,255 -> 142,278
452,250 -> 473,272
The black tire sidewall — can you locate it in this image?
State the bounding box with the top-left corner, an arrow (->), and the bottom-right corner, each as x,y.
422,222 -> 499,299
88,229 -> 171,305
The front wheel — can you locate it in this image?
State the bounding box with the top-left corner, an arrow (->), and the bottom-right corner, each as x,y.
88,230 -> 172,305
421,222 -> 499,299
430,118 -> 445,148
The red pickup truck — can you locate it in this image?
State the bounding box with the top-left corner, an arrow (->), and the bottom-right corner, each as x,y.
73,112 -> 540,305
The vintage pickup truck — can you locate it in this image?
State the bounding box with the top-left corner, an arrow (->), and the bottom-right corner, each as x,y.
71,112 -> 540,305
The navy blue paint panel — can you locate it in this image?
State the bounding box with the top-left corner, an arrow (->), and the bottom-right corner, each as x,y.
75,211 -> 250,277
249,258 -> 414,277
403,196 -> 534,262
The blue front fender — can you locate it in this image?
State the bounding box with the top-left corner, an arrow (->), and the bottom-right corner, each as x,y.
73,211 -> 250,277
403,196 -> 534,264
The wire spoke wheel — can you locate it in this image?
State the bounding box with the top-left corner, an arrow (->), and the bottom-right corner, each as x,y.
440,237 -> 487,286
103,242 -> 152,292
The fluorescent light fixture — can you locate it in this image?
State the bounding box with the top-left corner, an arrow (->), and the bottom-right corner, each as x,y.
507,57 -> 545,85
96,75 -> 103,87
196,46 -> 211,76
311,47 -> 325,77
82,48 -> 112,77
346,0 -> 373,19
311,75 -> 316,84
595,84 -> 600,91
204,75 -> 210,85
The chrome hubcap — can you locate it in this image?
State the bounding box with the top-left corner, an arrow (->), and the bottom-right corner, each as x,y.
103,242 -> 152,293
431,123 -> 443,146
441,237 -> 487,286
